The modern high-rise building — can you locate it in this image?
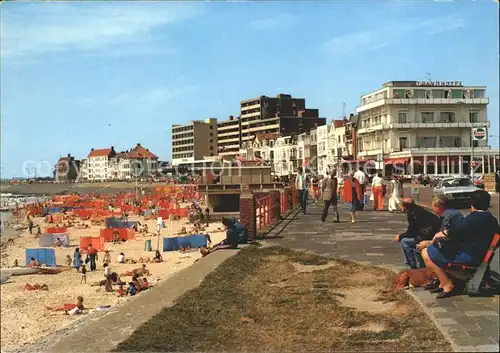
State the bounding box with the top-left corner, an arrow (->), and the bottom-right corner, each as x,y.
355,80 -> 498,175
171,118 -> 218,166
217,115 -> 241,160
239,93 -> 326,144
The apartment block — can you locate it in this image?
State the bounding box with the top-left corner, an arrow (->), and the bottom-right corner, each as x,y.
217,115 -> 241,160
240,93 -> 325,143
172,118 -> 218,165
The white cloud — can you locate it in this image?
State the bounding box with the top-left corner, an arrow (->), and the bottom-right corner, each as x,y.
322,14 -> 466,55
247,13 -> 298,30
1,2 -> 203,59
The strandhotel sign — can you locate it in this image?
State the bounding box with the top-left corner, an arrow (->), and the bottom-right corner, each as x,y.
416,81 -> 463,87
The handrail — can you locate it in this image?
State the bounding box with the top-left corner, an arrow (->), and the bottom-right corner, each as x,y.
256,196 -> 272,230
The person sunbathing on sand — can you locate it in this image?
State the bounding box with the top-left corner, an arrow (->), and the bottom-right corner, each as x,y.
46,296 -> 84,315
24,283 -> 49,291
55,238 -> 62,247
177,227 -> 187,235
120,264 -> 149,277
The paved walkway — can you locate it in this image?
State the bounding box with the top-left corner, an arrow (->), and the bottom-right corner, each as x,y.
267,203 -> 499,352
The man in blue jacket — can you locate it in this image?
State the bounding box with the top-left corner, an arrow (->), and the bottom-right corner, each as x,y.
420,190 -> 499,299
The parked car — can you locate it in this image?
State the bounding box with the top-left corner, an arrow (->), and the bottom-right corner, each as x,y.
433,177 -> 482,204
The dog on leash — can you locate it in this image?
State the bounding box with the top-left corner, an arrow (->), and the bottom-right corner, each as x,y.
391,268 -> 436,291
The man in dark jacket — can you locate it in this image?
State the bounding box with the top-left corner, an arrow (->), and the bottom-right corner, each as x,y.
393,198 -> 441,268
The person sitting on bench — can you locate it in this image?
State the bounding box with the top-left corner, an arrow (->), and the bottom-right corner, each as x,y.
393,198 -> 441,269
420,190 -> 499,299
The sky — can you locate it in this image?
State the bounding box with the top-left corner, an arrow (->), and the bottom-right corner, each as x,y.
1,0 -> 499,178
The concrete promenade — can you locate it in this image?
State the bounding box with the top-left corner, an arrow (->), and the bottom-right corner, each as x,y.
267,203 -> 499,352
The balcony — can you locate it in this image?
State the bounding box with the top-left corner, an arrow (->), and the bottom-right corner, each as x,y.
357,124 -> 387,134
358,149 -> 383,158
241,103 -> 261,111
356,97 -> 489,113
390,146 -> 492,154
390,121 -> 490,129
241,116 -> 279,127
386,97 -> 489,106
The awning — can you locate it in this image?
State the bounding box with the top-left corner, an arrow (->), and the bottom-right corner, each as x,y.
384,158 -> 409,165
341,159 -> 366,164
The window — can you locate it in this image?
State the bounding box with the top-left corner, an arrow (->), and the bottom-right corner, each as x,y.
425,90 -> 433,99
210,139 -> 213,143
399,137 -> 408,150
210,132 -> 213,137
474,89 -> 485,98
440,112 -> 455,123
439,136 -> 462,147
414,90 -> 426,98
421,112 -> 434,123
469,111 -> 479,122
416,137 -> 436,148
398,112 -> 407,123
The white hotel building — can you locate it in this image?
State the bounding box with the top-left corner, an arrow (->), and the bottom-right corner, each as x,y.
355,81 -> 499,175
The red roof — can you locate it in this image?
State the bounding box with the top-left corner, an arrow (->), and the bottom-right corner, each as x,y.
333,120 -> 346,128
88,148 -> 113,158
127,144 -> 158,159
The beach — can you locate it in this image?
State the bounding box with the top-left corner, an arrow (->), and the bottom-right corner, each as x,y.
0,211 -> 226,352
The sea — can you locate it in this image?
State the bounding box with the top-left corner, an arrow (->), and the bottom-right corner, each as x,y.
0,193 -> 46,241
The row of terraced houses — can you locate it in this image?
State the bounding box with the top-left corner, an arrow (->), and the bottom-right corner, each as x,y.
171,81 -> 500,177
55,143 -> 159,181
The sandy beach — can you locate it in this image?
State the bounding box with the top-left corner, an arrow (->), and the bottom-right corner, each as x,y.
0,212 -> 226,352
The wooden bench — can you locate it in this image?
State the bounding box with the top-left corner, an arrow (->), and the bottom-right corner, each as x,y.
446,233 -> 499,295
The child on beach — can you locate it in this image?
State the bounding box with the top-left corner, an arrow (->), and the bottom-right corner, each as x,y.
127,282 -> 137,296
103,250 -> 111,266
117,284 -> 126,297
67,296 -> 84,315
65,255 -> 72,267
80,264 -> 87,284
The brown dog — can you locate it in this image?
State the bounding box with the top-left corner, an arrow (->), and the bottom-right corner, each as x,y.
392,268 -> 436,291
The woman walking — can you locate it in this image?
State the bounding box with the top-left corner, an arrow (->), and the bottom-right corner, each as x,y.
73,248 -> 82,272
388,175 -> 402,212
343,172 -> 363,223
371,171 -> 385,211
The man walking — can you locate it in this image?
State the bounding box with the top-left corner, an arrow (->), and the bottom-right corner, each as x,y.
321,170 -> 340,223
295,167 -> 309,215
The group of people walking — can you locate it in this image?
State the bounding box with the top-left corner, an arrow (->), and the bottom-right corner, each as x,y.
295,166 -> 405,223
